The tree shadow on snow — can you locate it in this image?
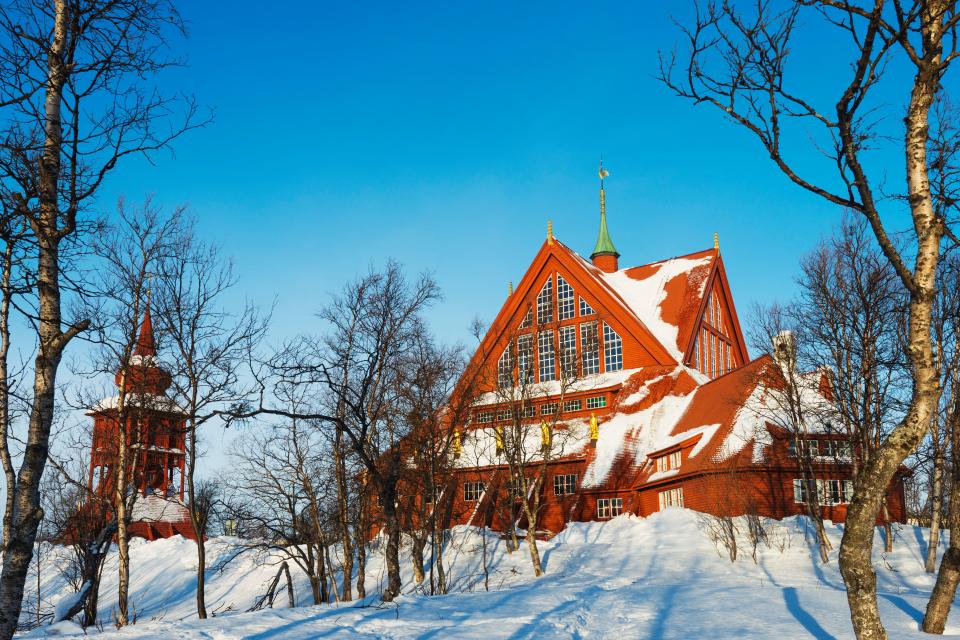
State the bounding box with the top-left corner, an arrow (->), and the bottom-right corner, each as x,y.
782,587 -> 837,640
880,592 -> 924,628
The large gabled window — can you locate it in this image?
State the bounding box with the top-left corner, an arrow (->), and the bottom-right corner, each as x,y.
538,330 -> 556,381
519,308 -> 532,329
497,346 -> 514,388
557,275 -> 575,320
537,277 -> 554,325
517,334 -> 534,384
579,296 -> 595,316
581,322 -> 600,375
603,323 -> 623,372
559,325 -> 577,377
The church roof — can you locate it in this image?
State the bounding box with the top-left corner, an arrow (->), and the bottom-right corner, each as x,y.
565,244 -> 717,362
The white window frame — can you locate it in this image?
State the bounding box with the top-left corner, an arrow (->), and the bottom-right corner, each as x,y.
517,334 -> 534,384
537,277 -> 554,325
464,481 -> 485,502
579,296 -> 595,316
586,395 -> 606,409
597,497 -> 623,519
557,275 -> 575,320
658,487 -> 684,510
602,323 -> 623,372
559,325 -> 577,377
581,322 -> 600,375
538,330 -> 556,382
553,474 -> 577,496
497,347 -> 513,388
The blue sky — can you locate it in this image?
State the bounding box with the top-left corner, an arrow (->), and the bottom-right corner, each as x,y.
93,0 -> 868,360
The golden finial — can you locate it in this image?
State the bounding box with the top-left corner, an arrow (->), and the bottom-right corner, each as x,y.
547,219 -> 554,245
599,160 -> 609,219
508,281 -> 514,296
714,232 -> 719,251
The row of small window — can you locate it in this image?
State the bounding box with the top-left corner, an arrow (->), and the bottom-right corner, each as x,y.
498,322 -> 622,386
462,474 -> 580,502
475,396 -> 607,424
654,450 -> 682,473
533,275 -> 597,326
788,439 -> 852,459
793,479 -> 854,505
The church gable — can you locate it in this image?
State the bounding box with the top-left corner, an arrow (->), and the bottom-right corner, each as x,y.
683,256 -> 749,379
472,240 -> 676,396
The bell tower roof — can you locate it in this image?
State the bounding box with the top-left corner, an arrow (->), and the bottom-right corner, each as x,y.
134,296 -> 156,357
591,161 -> 619,272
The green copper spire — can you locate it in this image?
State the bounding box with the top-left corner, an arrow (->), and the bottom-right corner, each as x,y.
591,162 -> 619,258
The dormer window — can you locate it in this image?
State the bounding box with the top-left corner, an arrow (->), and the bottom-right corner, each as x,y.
655,450 -> 682,472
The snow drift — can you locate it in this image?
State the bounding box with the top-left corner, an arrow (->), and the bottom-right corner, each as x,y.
19,509 -> 960,638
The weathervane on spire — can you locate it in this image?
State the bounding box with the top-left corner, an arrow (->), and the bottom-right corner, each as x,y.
591,157 -> 620,271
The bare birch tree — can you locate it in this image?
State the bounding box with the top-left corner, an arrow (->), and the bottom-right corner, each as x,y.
661,3 -> 958,636
0,2 -> 203,635
154,228 -> 267,619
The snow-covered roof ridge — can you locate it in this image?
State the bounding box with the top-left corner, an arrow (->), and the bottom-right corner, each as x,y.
601,255 -> 713,361
92,393 -> 185,415
560,242 -> 716,363
130,494 -> 190,524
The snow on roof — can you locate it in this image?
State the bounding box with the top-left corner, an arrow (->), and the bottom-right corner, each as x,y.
580,367 -> 697,488
561,242 -> 715,363
92,393 -> 185,415
455,420 -> 591,470
474,368 -> 640,407
600,255 -> 713,362
130,494 -> 190,524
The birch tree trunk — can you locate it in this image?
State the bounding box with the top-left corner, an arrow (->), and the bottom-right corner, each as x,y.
839,27 -> 944,633
0,3 -> 76,636
185,412 -> 207,619
926,451 -> 944,574
0,239 -> 16,553
334,426 -> 353,601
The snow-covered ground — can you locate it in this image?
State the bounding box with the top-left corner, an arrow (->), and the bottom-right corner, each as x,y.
22,509 -> 960,639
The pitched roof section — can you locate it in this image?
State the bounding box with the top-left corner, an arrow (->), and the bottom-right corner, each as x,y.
561,244 -> 722,362
578,357 -> 774,491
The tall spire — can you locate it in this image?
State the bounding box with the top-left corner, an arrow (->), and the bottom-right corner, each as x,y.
134,291 -> 156,357
591,160 -> 620,272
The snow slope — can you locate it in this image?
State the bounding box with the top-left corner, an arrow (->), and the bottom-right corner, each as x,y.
22,510 -> 960,639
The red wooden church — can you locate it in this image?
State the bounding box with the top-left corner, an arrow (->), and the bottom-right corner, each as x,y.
433,167 -> 907,536
85,303 -> 196,540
